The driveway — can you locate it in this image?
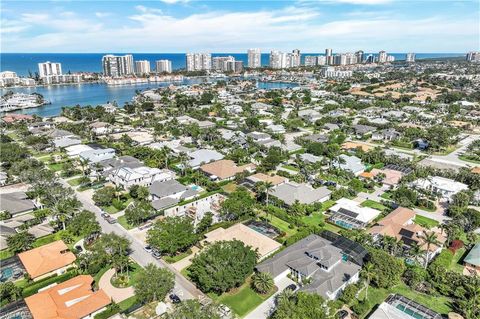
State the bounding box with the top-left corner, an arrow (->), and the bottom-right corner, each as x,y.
60,179 -> 207,302
98,268 -> 135,303
244,276 -> 295,319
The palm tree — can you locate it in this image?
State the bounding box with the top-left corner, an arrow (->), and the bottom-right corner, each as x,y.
276,287 -> 295,305
418,231 -> 440,269
408,242 -> 425,266
264,181 -> 273,206
361,262 -> 376,300
252,272 -> 274,294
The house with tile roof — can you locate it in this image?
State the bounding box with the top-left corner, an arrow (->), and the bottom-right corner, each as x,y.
18,240 -> 77,281
200,159 -> 256,181
25,275 -> 110,319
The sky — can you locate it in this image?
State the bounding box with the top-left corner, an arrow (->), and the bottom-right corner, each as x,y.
1,0 -> 479,53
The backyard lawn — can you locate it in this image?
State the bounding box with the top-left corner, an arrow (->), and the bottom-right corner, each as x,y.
360,199 -> 387,211
450,247 -> 466,273
281,164 -> 299,172
163,249 -> 193,264
48,162 -> 64,172
263,214 -> 298,238
213,279 -> 276,318
301,211 -> 343,234
0,249 -> 13,260
414,215 -> 439,229
356,283 -> 453,318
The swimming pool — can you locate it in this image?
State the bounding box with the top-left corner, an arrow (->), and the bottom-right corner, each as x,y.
0,267 -> 14,282
396,304 -> 428,319
245,221 -> 280,238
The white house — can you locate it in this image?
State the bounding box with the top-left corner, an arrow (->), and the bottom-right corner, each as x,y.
328,198 -> 382,230
108,166 -> 176,189
411,176 -> 469,200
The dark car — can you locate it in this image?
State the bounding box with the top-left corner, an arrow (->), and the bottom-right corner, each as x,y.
101,212 -> 109,219
75,245 -> 83,252
337,310 -> 348,319
285,284 -> 297,291
169,294 -> 181,304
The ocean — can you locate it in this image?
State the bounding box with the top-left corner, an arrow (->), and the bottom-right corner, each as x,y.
0,53 -> 465,76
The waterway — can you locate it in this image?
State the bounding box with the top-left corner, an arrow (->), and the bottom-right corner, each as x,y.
0,80 -> 298,117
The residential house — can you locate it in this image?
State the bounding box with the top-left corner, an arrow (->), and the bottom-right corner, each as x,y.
149,179 -> 199,211
203,223 -> 282,260
298,109 -> 321,123
200,159 -> 255,181
109,166 -> 176,189
242,173 -> 287,189
368,207 -> 446,258
89,121 -> 111,135
0,192 -> 38,216
18,240 -> 76,281
187,149 -> 224,169
256,232 -> 367,300
333,154 -> 365,176
164,193 -> 225,225
270,182 -> 331,206
368,294 -> 442,319
25,275 -> 111,319
303,133 -> 329,144
328,198 -> 381,230
372,128 -> 401,141
79,148 -> 116,164
352,124 -> 376,137
411,176 -> 468,201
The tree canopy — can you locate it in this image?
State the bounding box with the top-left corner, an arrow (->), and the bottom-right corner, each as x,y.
147,216 -> 197,256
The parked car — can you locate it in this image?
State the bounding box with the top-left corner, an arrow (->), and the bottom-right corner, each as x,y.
75,245 -> 83,253
101,212 -> 109,219
106,217 -> 117,224
144,245 -> 152,253
152,250 -> 161,259
285,284 -> 297,291
169,294 -> 181,304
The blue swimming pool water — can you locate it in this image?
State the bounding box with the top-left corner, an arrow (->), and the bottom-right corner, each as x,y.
1,267 -> 13,282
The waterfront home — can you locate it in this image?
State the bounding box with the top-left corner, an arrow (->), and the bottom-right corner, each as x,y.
256,232 -> 367,300
18,240 -> 76,281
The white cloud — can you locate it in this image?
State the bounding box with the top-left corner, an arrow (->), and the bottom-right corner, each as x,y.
158,0 -> 190,4
333,0 -> 392,4
2,5 -> 478,53
95,12 -> 111,18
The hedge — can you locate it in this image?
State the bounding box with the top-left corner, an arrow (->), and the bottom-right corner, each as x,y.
22,269 -> 79,297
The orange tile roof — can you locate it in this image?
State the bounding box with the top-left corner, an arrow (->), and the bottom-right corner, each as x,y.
368,207 -> 446,252
18,240 -> 77,279
342,141 -> 373,152
248,173 -> 286,186
25,275 -> 111,319
359,171 -> 375,179
471,167 -> 480,174
200,159 -> 256,180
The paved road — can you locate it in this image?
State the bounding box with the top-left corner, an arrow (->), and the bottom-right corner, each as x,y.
244,276 -> 295,319
62,180 -> 206,301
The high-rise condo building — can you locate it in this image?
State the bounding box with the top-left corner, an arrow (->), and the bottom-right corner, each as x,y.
378,51 -> 388,63
290,49 -> 301,68
38,62 -> 62,77
317,56 -> 327,66
325,48 -> 333,65
247,49 -> 261,68
355,51 -> 364,64
466,51 -> 480,62
387,55 -> 395,62
102,54 -> 134,77
269,50 -> 287,69
156,60 -> 172,73
135,60 -> 151,75
185,53 -> 212,72
304,56 -> 318,67
406,53 -> 416,63
212,56 -> 235,71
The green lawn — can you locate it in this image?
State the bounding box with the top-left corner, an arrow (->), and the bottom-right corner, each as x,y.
103,205 -> 120,214
281,164 -> 300,172
117,215 -> 133,230
450,248 -> 466,273
0,249 -> 13,260
264,214 -> 298,238
414,215 -> 439,229
414,204 -> 437,212
214,281 -> 276,318
357,283 -> 453,317
163,249 -> 193,264
380,192 -> 393,200
301,211 -> 343,234
47,162 -> 64,172
360,199 -> 387,211
67,177 -> 85,186
458,154 -> 480,164
111,262 -> 142,288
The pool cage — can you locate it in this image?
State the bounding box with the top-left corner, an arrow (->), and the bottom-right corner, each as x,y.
319,230 -> 368,266
386,294 -> 443,319
0,300 -> 33,319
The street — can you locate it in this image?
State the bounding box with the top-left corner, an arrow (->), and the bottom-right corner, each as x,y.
60,179 -> 207,302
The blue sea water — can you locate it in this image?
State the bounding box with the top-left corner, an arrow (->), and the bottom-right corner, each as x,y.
0,53 -> 465,76
0,52 -> 464,117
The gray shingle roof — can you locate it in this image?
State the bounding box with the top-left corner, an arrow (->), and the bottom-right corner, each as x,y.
270,182 -> 331,206
0,192 -> 36,215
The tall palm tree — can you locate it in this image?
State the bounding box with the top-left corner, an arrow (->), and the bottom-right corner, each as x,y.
361,262 -> 376,300
276,287 -> 295,305
408,242 -> 425,266
252,272 -> 274,294
264,181 -> 273,206
418,231 -> 440,269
